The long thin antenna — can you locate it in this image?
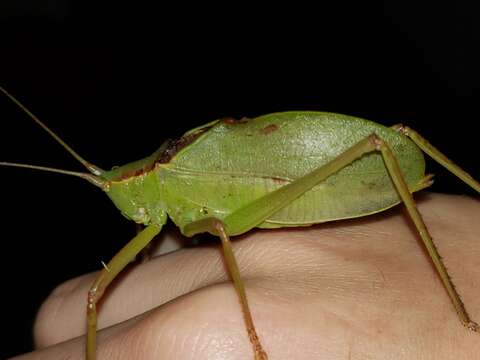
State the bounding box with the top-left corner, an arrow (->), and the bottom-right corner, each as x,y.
0,86 -> 104,176
0,161 -> 106,188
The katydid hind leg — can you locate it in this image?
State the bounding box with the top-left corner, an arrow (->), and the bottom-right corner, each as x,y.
184,132 -> 477,360
86,224 -> 161,360
393,124 -> 480,194
373,134 -> 479,332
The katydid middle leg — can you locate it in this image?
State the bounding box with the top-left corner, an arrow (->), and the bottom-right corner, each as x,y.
183,135 -> 382,359
184,217 -> 269,360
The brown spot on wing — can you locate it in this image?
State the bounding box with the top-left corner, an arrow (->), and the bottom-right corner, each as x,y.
157,134 -> 200,164
157,124 -> 214,164
260,124 -> 278,134
222,117 -> 250,125
157,116 -> 252,165
222,117 -> 237,125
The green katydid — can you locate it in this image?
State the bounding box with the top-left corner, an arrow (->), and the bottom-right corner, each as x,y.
1,85 -> 479,360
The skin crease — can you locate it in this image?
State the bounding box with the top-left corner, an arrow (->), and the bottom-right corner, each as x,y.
11,193 -> 480,360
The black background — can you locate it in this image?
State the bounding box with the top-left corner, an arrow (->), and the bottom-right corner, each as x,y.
1,2 -> 479,358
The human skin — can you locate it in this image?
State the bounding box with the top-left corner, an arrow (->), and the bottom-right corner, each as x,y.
12,194 -> 480,360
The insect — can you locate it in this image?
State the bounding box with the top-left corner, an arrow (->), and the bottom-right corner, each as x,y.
1,86 -> 479,360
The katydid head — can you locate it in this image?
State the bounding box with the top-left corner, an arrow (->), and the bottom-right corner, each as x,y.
1,86 -> 167,226
100,151 -> 168,225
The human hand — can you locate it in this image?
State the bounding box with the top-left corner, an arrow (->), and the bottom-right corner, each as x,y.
13,193 -> 480,360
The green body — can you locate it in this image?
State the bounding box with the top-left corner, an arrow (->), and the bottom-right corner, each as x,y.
4,87 -> 480,360
105,111 -> 429,234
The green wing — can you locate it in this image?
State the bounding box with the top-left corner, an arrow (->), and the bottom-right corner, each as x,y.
159,112 -> 426,232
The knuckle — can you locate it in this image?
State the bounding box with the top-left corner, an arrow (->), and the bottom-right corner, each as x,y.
115,286 -> 249,359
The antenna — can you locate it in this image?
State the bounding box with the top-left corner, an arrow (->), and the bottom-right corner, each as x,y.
0,86 -> 104,176
0,162 -> 106,188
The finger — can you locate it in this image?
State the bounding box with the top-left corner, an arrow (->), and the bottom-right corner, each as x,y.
19,285 -> 270,360
35,223 -> 299,348
34,194 -> 480,356
34,240 -> 226,347
21,234 -> 480,360
34,201 -> 397,347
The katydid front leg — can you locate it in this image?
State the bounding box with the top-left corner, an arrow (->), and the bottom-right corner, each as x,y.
87,224 -> 161,360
